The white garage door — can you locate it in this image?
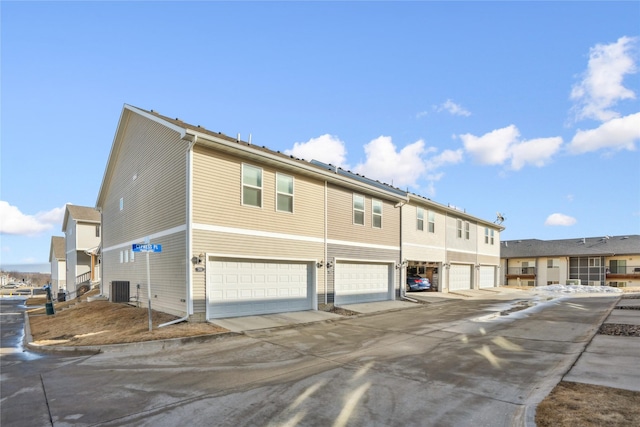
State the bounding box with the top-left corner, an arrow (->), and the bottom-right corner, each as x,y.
207,259 -> 312,319
479,266 -> 496,288
334,262 -> 392,305
449,264 -> 472,291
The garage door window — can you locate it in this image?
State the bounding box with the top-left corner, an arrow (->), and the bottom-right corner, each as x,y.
242,164 -> 262,207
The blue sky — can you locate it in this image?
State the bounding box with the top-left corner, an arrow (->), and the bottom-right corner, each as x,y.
1,1 -> 639,268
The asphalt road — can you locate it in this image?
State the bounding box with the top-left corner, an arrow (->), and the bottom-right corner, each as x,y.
1,294 -> 618,427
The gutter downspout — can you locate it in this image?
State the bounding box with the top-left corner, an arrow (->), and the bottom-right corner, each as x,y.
160,134 -> 197,328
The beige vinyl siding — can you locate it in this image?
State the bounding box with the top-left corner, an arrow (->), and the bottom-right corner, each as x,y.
76,222 -> 100,250
101,113 -> 188,248
446,250 -> 477,264
192,230 -> 325,314
445,215 -> 478,254
326,184 -> 400,247
402,203 -> 447,262
99,112 -> 188,317
102,231 -> 187,317
192,146 -> 325,239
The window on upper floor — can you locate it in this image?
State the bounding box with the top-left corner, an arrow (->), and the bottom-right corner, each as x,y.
427,210 -> 435,233
372,199 -> 382,228
353,194 -> 365,225
96,225 -> 100,238
242,164 -> 262,208
276,173 -> 294,213
417,207 -> 424,231
456,219 -> 462,238
465,221 -> 470,240
490,229 -> 495,245
485,227 -> 489,244
119,197 -> 124,211
589,257 -> 601,267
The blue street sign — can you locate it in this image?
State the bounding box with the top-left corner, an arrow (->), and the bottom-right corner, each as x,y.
132,243 -> 163,253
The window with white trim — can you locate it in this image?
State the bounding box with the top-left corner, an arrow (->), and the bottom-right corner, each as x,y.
353,194 -> 365,225
242,164 -> 262,207
427,210 -> 435,233
456,219 -> 462,238
417,207 -> 424,231
130,249 -> 135,263
465,221 -> 470,240
276,173 -> 294,213
485,227 -> 490,244
372,199 -> 382,228
490,229 -> 495,245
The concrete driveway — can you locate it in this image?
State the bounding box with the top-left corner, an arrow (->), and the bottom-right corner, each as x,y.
2,293 -> 619,427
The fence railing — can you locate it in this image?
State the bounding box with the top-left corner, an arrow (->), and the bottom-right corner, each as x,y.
607,266 -> 640,275
506,267 -> 536,275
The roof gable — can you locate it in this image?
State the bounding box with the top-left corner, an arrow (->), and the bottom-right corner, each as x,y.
62,204 -> 100,232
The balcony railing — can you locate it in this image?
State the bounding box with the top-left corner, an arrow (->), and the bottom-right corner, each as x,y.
75,271 -> 91,286
506,267 -> 536,277
607,266 -> 640,278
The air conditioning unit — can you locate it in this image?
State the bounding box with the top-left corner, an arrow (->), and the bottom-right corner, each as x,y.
610,282 -> 627,288
566,279 -> 581,286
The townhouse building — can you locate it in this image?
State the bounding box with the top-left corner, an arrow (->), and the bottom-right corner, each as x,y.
61,204 -> 101,296
500,235 -> 640,288
95,104 -> 503,321
49,236 -> 66,295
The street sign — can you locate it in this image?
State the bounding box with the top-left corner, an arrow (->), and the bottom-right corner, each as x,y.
132,243 -> 162,253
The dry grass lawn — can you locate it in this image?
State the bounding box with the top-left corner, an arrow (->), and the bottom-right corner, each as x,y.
536,382 -> 640,426
27,290 -> 228,347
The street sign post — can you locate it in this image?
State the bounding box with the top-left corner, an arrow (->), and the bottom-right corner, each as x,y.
132,241 -> 163,331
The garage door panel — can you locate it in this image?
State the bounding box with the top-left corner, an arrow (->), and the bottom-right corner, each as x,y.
449,264 -> 472,291
207,259 -> 312,319
479,266 -> 496,288
335,262 -> 392,305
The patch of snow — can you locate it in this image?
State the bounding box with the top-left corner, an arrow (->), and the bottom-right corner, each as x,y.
534,284 -> 622,295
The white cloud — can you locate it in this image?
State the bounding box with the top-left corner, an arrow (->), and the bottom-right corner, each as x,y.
460,125 -> 519,166
353,136 -> 426,188
416,111 -> 429,119
435,99 -> 471,117
0,201 -> 65,236
568,112 -> 640,154
460,125 -> 562,170
544,213 -> 577,226
427,149 -> 464,170
284,134 -> 348,167
571,36 -> 638,122
509,137 -> 563,170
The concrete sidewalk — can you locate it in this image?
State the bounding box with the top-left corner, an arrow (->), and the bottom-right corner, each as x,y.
563,294 -> 640,392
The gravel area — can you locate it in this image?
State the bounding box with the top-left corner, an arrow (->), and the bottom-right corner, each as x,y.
598,323 -> 640,337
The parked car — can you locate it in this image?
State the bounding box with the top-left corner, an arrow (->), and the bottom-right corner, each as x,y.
407,276 -> 431,292
2,283 -> 21,289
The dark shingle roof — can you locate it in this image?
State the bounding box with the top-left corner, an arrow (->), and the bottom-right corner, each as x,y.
501,235 -> 640,258
50,236 -> 65,260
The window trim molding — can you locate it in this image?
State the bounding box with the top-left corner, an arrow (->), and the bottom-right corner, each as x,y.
372,199 -> 382,229
275,172 -> 294,213
417,206 -> 424,231
353,194 -> 365,226
241,163 -> 263,208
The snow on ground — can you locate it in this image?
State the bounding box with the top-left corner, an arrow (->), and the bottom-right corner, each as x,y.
534,284 -> 622,295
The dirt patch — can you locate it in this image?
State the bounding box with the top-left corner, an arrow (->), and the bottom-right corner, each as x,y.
28,295 -> 228,347
598,323 -> 640,337
330,306 -> 360,316
536,381 -> 640,427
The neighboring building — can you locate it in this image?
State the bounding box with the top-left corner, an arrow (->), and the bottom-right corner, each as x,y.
500,235 -> 640,288
96,104 -> 503,321
62,204 -> 101,296
402,194 -> 503,293
49,236 -> 66,295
